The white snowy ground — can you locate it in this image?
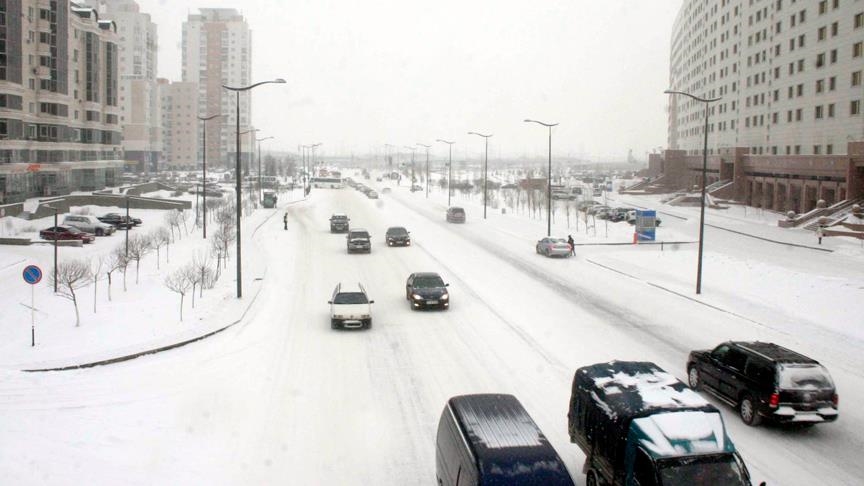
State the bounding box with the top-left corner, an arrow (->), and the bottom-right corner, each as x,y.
0,178 -> 862,485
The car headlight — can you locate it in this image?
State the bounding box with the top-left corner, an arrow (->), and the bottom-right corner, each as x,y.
440,293 -> 449,300
412,294 -> 423,300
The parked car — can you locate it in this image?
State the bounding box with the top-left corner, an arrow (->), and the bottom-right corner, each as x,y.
446,207 -> 465,223
330,213 -> 350,233
436,394 -> 574,486
98,213 -> 142,228
405,272 -> 449,310
346,228 -> 372,253
410,184 -> 423,192
687,341 -> 839,427
536,237 -> 572,257
328,282 -> 374,330
39,226 -> 95,244
626,210 -> 662,226
570,361 -> 758,486
63,215 -> 115,236
381,187 -> 392,194
385,226 -> 411,246
587,205 -> 610,216
366,190 -> 379,199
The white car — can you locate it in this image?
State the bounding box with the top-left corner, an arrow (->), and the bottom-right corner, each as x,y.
328,283 -> 374,330
62,214 -> 116,236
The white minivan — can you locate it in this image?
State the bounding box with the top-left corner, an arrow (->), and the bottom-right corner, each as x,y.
63,214 -> 116,236
328,283 -> 374,330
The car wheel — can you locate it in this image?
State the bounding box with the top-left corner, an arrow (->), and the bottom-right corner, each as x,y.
739,394 -> 762,426
331,319 -> 339,330
688,367 -> 701,390
586,470 -> 598,486
365,319 -> 372,329
96,228 -> 104,236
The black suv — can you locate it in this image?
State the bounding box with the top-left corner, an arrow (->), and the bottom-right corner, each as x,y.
385,226 -> 411,246
405,272 -> 449,310
687,341 -> 838,426
346,228 -> 371,253
98,213 -> 142,229
330,213 -> 350,233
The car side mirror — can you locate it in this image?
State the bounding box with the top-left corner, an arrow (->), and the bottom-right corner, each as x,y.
327,301 -> 332,304
369,300 -> 375,304
445,283 -> 450,287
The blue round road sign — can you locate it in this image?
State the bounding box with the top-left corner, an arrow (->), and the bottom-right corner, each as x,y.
23,265 -> 42,285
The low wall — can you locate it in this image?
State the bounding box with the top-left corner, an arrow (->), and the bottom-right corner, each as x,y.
0,202 -> 25,218
29,194 -> 191,220
0,237 -> 31,246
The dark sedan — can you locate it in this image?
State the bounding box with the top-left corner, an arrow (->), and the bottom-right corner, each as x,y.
98,213 -> 142,228
39,226 -> 95,244
405,272 -> 449,310
385,227 -> 411,246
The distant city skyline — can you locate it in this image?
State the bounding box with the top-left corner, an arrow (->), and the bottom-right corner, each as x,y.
137,0 -> 681,160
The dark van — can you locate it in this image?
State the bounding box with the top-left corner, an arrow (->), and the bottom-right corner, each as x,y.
435,393 -> 574,486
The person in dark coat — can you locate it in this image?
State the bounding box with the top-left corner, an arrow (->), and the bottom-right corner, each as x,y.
567,235 -> 575,256
283,213 -> 288,230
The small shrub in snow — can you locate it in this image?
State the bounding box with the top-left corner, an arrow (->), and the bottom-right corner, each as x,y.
50,259 -> 92,327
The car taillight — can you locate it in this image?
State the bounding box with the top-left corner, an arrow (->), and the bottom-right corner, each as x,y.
832,393 -> 838,407
769,393 -> 780,408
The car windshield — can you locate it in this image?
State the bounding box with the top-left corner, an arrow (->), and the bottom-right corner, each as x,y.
450,208 -> 464,215
779,364 -> 834,390
414,276 -> 445,288
333,292 -> 368,304
387,228 -> 408,236
657,454 -> 747,486
332,215 -> 347,220
349,231 -> 369,239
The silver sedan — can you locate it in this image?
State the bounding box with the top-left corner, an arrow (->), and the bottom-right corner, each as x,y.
535,237 -> 572,258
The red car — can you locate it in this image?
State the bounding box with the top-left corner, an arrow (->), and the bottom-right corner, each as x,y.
39,226 -> 95,244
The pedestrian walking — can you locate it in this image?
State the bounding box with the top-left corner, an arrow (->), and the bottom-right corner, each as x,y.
283,213 -> 288,231
568,234 -> 575,256
816,224 -> 824,245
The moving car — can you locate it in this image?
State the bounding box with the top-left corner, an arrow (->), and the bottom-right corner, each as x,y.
410,184 -> 423,192
62,215 -> 116,236
39,226 -> 95,244
436,394 -> 574,486
98,213 -> 142,228
346,228 -> 372,253
366,190 -> 379,199
385,226 -> 411,246
381,187 -> 392,194
405,272 -> 449,310
262,190 -> 278,208
569,361 -> 758,486
330,213 -> 350,233
446,207 -> 465,223
687,341 -> 838,427
536,237 -> 572,257
328,282 -> 374,330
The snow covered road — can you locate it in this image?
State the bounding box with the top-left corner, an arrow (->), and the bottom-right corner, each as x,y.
1,185 -> 862,485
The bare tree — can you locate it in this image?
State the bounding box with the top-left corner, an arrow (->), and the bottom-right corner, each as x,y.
91,256 -> 104,313
164,267 -> 192,321
190,252 -> 216,300
178,209 -> 189,235
126,233 -> 153,284
103,251 -> 122,301
151,227 -> 171,268
50,259 -> 92,327
164,211 -> 179,242
210,226 -> 235,276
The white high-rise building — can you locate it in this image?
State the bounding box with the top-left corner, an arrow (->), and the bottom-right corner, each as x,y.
87,0 -> 161,172
182,8 -> 252,169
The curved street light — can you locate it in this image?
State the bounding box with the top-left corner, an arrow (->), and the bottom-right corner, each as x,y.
664,89 -> 722,295
197,113 -> 222,238
417,143 -> 431,198
524,119 -> 559,236
436,139 -> 455,206
467,132 -> 493,219
222,78 -> 285,299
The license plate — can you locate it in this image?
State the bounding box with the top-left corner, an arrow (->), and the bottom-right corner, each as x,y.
427,300 -> 438,305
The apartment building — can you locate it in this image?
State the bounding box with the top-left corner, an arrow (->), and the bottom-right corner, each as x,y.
0,1 -> 123,203
87,0 -> 161,172
158,78 -> 197,170
181,8 -> 251,169
658,0 -> 864,213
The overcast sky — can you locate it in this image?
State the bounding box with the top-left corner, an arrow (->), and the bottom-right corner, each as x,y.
139,0 -> 681,160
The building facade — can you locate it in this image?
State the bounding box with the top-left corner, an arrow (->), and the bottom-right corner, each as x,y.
87,0 -> 160,173
181,8 -> 251,169
158,78 -> 197,170
668,0 -> 863,156
657,0 -> 864,214
0,1 -> 123,204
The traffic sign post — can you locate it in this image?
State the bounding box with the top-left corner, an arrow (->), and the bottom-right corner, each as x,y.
23,265 -> 42,347
635,210 -> 657,242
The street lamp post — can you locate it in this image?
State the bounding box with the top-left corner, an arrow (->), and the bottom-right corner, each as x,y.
311,143 -> 322,175
468,132 -> 493,219
417,143 -> 431,198
197,113 -> 221,238
256,136 -> 274,203
403,146 -> 417,189
45,205 -> 59,292
664,89 -> 721,295
222,78 -> 285,299
524,119 -> 559,237
436,139 -> 455,207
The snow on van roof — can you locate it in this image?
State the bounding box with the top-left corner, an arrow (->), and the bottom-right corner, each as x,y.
450,394 -> 544,449
633,411 -> 728,458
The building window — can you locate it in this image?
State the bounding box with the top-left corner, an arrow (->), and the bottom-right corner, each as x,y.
828,103 -> 835,117
854,42 -> 863,58
815,105 -> 824,119
827,144 -> 833,155
797,83 -> 804,96
831,21 -> 839,36
853,71 -> 862,87
816,79 -> 825,93
829,76 -> 836,90
814,145 -> 822,155
816,53 -> 825,67
796,108 -> 803,121
819,1 -> 828,14
852,100 -> 861,115
856,12 -> 864,29
798,59 -> 805,72
795,145 -> 802,155
830,49 -> 837,63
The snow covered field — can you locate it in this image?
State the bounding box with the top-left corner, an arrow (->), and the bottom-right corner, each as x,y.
0,179 -> 862,485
